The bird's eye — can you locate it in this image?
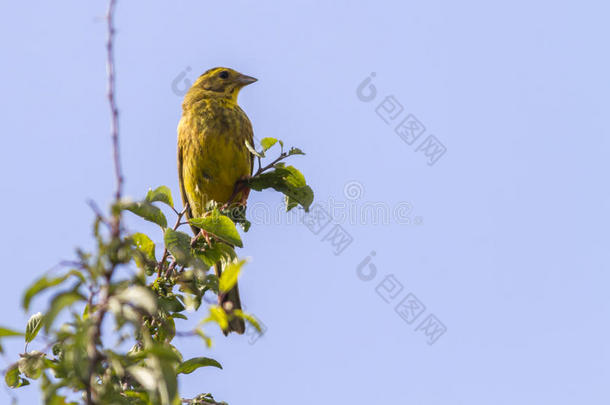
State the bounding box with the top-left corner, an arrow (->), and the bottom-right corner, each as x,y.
219,70 -> 229,79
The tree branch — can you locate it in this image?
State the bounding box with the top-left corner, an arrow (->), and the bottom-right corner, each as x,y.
157,205 -> 189,277
222,151 -> 290,209
86,2 -> 120,403
106,0 -> 123,238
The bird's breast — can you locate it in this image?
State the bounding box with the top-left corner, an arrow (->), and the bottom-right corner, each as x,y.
178,100 -> 253,217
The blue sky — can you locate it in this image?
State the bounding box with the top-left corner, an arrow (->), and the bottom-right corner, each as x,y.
1,0 -> 609,404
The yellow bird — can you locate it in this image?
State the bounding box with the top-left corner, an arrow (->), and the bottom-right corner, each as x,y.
177,67 -> 257,335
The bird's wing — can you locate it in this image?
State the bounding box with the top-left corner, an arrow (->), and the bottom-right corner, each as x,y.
178,141 -> 203,236
177,143 -> 191,220
177,115 -> 197,229
243,111 -> 255,175
248,130 -> 254,175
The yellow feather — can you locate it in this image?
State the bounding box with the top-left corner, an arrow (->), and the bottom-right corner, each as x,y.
177,68 -> 254,219
176,67 -> 257,335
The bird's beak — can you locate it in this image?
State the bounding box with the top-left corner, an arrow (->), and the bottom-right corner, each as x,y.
236,74 -> 258,86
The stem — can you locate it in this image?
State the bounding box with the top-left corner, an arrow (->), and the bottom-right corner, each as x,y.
107,0 -> 122,210
158,205 -> 189,277
222,151 -> 289,209
86,1 -> 120,403
254,152 -> 288,176
86,275 -> 110,405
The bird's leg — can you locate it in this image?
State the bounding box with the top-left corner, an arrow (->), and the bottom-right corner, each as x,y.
238,184 -> 251,206
235,175 -> 251,207
222,176 -> 251,210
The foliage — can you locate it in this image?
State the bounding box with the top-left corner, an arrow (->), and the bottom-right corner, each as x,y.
1,138 -> 312,404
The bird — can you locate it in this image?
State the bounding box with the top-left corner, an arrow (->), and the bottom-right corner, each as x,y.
177,67 -> 257,335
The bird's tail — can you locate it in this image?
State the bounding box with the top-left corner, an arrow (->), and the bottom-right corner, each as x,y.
215,262 -> 245,335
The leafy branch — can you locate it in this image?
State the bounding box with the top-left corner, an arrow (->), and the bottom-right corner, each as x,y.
224,137 -> 312,213
0,2 -> 313,404
1,116 -> 311,405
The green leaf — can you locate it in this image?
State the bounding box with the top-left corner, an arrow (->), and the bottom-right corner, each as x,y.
0,327 -> 23,338
4,364 -> 18,387
189,393 -> 226,405
123,200 -> 168,228
133,344 -> 182,364
18,351 -> 45,379
285,195 -> 297,212
222,204 -> 251,232
218,260 -> 245,293
132,233 -> 156,261
46,394 -> 76,405
159,359 -> 179,405
128,347 -> 180,405
245,139 -> 264,158
25,313 -> 43,343
22,270 -> 84,311
260,137 -> 278,151
177,357 -> 222,374
249,164 -> 314,211
194,243 -> 236,268
233,309 -> 262,333
44,291 -> 85,332
189,209 -> 243,247
127,366 -> 157,391
122,390 -> 148,401
121,390 -> 151,405
164,229 -> 195,266
286,184 -> 314,211
131,233 -> 157,275
5,364 -> 29,388
4,363 -> 19,388
116,286 -> 157,315
201,274 -> 220,294
288,146 -> 305,155
146,185 -> 174,208
159,296 -> 185,313
194,329 -> 212,348
205,306 -> 229,331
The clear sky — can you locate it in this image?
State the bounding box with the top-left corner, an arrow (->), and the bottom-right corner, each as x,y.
1,0 -> 609,404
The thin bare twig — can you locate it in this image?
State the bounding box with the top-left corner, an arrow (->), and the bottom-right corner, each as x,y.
157,205 -> 189,277
86,1 -> 120,403
86,199 -> 108,222
222,151 -> 290,209
107,0 -> 122,211
254,151 -> 289,176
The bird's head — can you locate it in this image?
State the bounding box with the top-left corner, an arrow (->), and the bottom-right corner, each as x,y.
185,67 -> 257,105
